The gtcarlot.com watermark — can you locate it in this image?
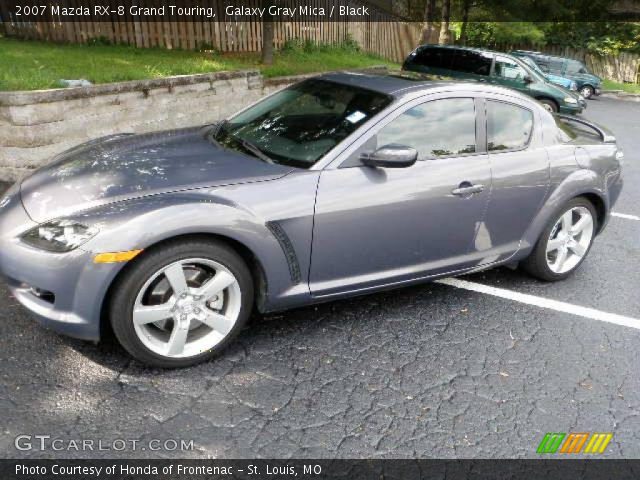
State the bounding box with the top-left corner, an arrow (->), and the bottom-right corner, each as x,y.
15,434 -> 194,452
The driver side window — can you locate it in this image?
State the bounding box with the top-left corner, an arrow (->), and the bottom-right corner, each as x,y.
376,98 -> 477,160
494,56 -> 527,81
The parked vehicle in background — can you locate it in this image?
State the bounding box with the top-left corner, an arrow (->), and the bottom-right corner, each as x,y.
402,45 -> 585,114
516,55 -> 578,92
0,72 -> 623,367
511,50 -> 602,99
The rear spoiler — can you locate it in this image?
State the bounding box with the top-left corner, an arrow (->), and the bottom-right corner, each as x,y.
555,114 -> 616,143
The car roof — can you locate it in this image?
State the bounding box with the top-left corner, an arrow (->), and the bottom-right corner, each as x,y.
316,71 -> 539,104
416,44 -> 517,58
317,71 -> 456,96
517,51 -> 582,63
512,50 -> 543,55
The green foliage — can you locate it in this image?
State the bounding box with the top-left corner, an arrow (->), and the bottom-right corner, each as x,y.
0,37 -> 394,91
411,0 -> 639,54
602,79 -> 640,93
341,34 -> 361,52
86,36 -> 112,47
197,42 -> 220,54
542,22 -> 640,55
281,34 -> 360,54
457,19 -> 638,55
460,22 -> 546,48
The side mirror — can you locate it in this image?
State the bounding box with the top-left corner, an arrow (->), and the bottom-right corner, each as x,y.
523,75 -> 534,84
360,144 -> 418,168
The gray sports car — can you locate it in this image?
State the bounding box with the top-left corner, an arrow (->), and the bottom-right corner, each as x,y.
0,73 -> 623,367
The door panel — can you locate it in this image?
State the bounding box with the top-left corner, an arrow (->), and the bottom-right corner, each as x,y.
478,101 -> 550,263
310,157 -> 491,296
483,149 -> 549,251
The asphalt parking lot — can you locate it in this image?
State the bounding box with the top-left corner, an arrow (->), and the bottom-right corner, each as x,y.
1,96 -> 639,459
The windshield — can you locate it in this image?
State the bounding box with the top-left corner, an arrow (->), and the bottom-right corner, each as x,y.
567,60 -> 590,75
213,79 -> 392,168
510,56 -> 546,83
519,56 -> 545,76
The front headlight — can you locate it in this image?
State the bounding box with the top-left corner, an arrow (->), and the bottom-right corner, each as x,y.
570,81 -> 578,91
21,220 -> 99,252
564,97 -> 578,105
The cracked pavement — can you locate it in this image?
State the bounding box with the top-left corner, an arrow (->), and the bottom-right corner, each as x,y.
1,97 -> 639,459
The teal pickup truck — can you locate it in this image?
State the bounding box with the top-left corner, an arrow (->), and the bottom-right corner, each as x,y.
516,55 -> 578,92
511,50 -> 602,99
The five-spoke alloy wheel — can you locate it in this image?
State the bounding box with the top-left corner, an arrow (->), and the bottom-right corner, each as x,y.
545,206 -> 594,274
110,239 -> 253,368
522,197 -> 597,281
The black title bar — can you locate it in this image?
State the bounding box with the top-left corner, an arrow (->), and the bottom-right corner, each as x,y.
1,0 -> 639,23
2,459 -> 640,480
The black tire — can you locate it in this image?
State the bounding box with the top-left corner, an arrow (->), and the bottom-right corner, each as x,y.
580,85 -> 594,99
537,98 -> 558,113
109,239 -> 254,368
521,197 -> 597,282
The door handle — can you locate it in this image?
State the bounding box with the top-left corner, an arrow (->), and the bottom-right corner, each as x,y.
452,183 -> 485,196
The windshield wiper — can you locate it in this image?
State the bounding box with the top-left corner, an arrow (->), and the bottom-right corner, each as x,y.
210,119 -> 227,141
209,121 -> 275,165
236,137 -> 275,164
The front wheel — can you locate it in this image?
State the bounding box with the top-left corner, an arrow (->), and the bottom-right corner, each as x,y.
109,239 -> 254,368
538,98 -> 558,113
580,85 -> 594,99
521,198 -> 597,281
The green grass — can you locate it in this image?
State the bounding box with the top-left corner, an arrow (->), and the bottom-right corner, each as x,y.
0,36 -> 396,91
602,78 -> 640,94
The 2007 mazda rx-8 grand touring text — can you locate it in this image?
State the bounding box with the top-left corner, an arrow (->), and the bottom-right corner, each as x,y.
0,73 -> 623,367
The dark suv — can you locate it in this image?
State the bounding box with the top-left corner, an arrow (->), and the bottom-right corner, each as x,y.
511,50 -> 602,99
402,45 -> 585,114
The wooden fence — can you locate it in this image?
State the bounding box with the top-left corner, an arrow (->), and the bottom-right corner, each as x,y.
496,43 -> 640,84
0,1 -> 422,63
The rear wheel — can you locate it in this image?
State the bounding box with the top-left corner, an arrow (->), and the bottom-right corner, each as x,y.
580,85 -> 595,99
109,239 -> 253,368
521,198 -> 596,281
538,98 -> 558,113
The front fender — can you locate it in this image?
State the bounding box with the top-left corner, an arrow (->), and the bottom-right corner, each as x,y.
74,192 -> 305,311
519,169 -> 608,253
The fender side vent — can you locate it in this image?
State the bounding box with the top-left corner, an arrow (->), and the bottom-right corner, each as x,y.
266,221 -> 302,284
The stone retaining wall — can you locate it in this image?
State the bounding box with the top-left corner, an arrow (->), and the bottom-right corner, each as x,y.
0,66 -> 386,181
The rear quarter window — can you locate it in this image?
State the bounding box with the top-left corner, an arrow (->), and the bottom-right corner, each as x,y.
487,101 -> 534,151
554,117 -> 601,143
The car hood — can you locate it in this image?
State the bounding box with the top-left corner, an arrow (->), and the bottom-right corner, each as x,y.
20,126 -> 294,222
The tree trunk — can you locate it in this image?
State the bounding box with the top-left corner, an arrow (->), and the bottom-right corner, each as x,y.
420,0 -> 437,44
261,1 -> 274,65
439,0 -> 451,45
460,0 -> 470,45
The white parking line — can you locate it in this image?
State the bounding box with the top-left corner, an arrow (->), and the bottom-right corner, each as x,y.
436,278 -> 640,331
612,212 -> 640,221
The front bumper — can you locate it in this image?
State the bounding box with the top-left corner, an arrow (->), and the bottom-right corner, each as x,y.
595,87 -> 602,96
0,193 -> 122,341
559,102 -> 584,115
